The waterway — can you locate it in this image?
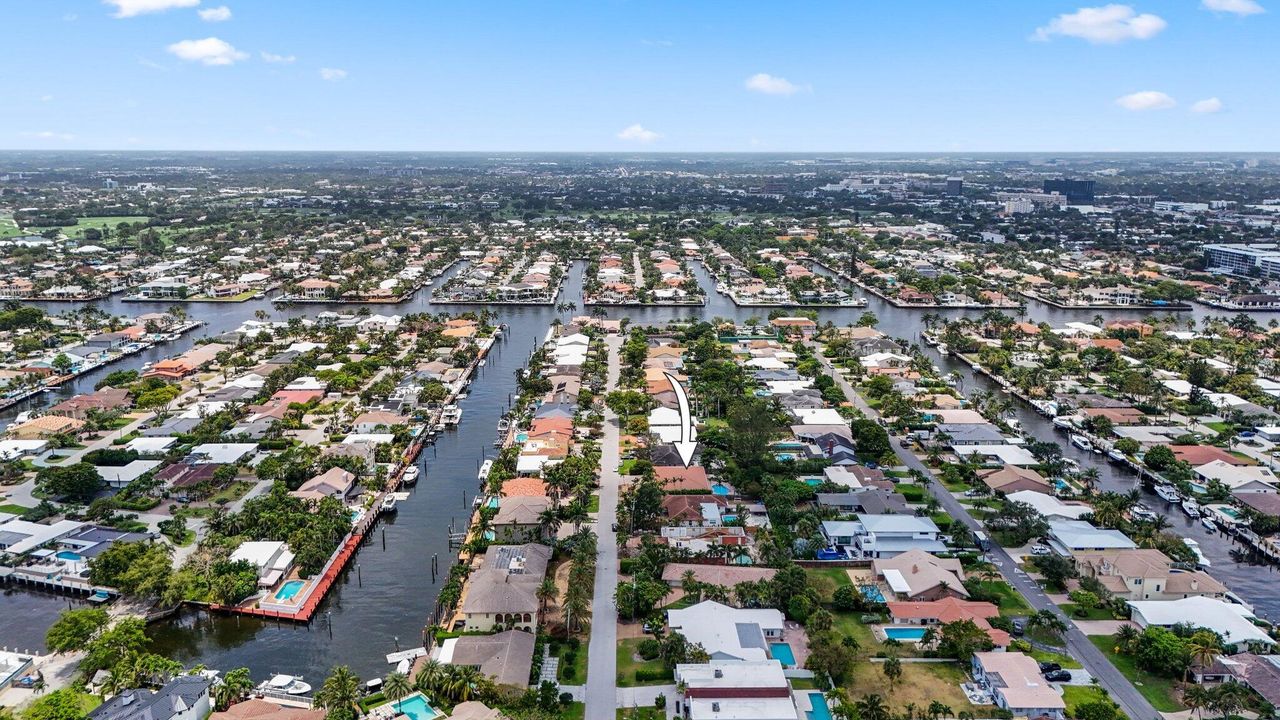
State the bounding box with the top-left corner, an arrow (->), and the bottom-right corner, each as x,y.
3,256 -> 1278,679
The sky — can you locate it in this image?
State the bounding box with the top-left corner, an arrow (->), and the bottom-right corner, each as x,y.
1,0 -> 1276,152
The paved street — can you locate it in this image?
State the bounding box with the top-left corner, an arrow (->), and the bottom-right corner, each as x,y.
585,334 -> 623,717
815,347 -> 1161,720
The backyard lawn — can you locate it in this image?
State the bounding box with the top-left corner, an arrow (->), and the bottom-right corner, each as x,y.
0,503 -> 32,515
1087,635 -> 1184,712
1062,685 -> 1117,715
844,660 -> 990,716
1029,647 -> 1082,669
553,637 -> 588,684
1060,603 -> 1118,621
616,638 -> 671,687
805,567 -> 853,603
616,708 -> 664,720
830,612 -> 880,655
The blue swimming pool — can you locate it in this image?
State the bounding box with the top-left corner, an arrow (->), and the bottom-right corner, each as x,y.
515,433 -> 529,443
769,642 -> 796,666
807,692 -> 833,720
803,477 -> 821,487
274,580 -> 305,601
775,453 -> 798,461
393,694 -> 439,720
883,626 -> 929,641
711,484 -> 730,496
55,551 -> 83,561
860,585 -> 886,603
486,496 -> 500,509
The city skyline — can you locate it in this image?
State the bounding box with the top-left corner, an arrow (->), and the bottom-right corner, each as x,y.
2,0 -> 1277,152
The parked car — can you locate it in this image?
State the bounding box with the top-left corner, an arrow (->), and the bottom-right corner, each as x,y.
1011,619 -> 1026,637
1030,544 -> 1052,556
1044,670 -> 1072,682
1038,662 -> 1061,673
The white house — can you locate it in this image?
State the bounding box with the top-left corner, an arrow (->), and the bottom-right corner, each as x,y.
1128,597 -> 1276,650
667,601 -> 785,662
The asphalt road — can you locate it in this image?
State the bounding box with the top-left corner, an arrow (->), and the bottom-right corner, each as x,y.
816,348 -> 1162,720
585,335 -> 623,716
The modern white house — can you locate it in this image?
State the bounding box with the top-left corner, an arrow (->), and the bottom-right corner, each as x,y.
229,541 -> 296,587
673,660 -> 799,720
667,601 -> 786,662
1128,597 -> 1277,651
821,514 -> 946,559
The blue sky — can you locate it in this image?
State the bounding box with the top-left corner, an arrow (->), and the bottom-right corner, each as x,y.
2,0 -> 1276,151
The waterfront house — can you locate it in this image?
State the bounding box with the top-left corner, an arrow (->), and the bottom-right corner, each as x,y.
209,699 -> 324,720
1046,519 -> 1137,556
436,629 -> 535,692
6,414 -> 85,440
87,675 -> 211,720
1193,460 -> 1279,494
1128,597 -> 1275,651
290,467 -> 358,503
980,464 -> 1052,495
47,387 -> 131,420
887,598 -> 1009,647
1074,549 -> 1226,601
229,541 -> 296,588
667,600 -> 785,662
460,544 -> 550,632
971,652 -> 1065,719
491,495 -> 552,542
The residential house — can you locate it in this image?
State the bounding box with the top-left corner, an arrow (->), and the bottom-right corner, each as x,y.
87,675 -> 212,720
971,652 -> 1065,719
667,601 -> 785,662
1074,549 -> 1226,601
459,544 -> 551,632
871,549 -> 968,601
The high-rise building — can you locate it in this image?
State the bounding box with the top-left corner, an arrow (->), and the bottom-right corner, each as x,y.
945,177 -> 963,196
1043,179 -> 1095,204
1204,243 -> 1280,277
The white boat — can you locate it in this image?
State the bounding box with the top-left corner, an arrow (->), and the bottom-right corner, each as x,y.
1201,516 -> 1217,532
401,466 -> 419,486
1052,416 -> 1075,430
1182,499 -> 1201,518
849,297 -> 869,307
478,359 -> 487,367
262,675 -> 311,695
441,405 -> 463,426
380,495 -> 398,513
478,459 -> 494,482
1131,506 -> 1157,522
1107,449 -> 1127,463
496,419 -> 510,432
1184,538 -> 1211,568
1070,434 -> 1094,452
1155,484 -> 1181,502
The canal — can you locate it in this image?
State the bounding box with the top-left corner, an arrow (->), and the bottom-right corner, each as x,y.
4,256 -> 1279,679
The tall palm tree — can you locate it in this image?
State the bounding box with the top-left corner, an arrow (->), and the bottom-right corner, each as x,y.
383,672 -> 412,704
855,693 -> 890,720
413,660 -> 442,696
314,666 -> 361,717
1183,684 -> 1211,720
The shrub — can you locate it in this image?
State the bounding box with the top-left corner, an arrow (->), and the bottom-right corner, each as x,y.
634,667 -> 673,683
637,638 -> 661,660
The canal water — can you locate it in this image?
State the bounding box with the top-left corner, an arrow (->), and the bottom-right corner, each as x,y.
4,256 -> 1278,680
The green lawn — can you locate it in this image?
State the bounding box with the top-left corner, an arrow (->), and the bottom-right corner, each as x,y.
616,638 -> 671,687
28,216 -> 151,240
559,702 -> 585,720
616,708 -> 664,720
844,661 -> 987,717
554,640 -> 588,684
0,503 -> 32,514
1029,647 -> 1082,669
1087,635 -> 1184,712
587,494 -> 600,513
790,677 -> 819,690
831,611 -> 878,651
0,213 -> 22,239
209,480 -> 254,505
971,579 -> 1033,616
619,459 -> 638,475
805,567 -> 853,603
1062,685 -> 1116,715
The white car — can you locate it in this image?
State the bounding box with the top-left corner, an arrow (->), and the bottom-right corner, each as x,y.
1029,544 -> 1052,556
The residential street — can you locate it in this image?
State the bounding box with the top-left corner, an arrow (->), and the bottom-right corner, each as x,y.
815,347 -> 1161,720
584,334 -> 623,716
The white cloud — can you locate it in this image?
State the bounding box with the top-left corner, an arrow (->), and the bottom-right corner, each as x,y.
40,95 -> 54,102
617,124 -> 661,143
198,5 -> 232,22
1191,97 -> 1224,113
1033,5 -> 1167,43
104,0 -> 200,19
744,73 -> 805,96
166,37 -> 248,66
1202,0 -> 1265,14
319,67 -> 348,81
23,131 -> 76,141
1115,90 -> 1176,111
260,51 -> 296,64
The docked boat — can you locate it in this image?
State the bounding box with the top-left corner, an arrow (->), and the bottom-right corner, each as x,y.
1155,484 -> 1181,502
1052,416 -> 1075,430
441,405 -> 463,426
1069,434 -> 1094,452
496,418 -> 510,432
478,459 -> 494,482
380,495 -> 398,514
261,675 -> 311,696
401,466 -> 419,486
1184,538 -> 1211,568
478,359 -> 487,367
1182,499 -> 1201,518
1131,505 -> 1157,522
849,297 -> 869,307
1106,449 -> 1127,463
1201,516 -> 1217,533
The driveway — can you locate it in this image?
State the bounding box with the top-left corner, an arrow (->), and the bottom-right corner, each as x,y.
584,335 -> 623,717
814,346 -> 1161,720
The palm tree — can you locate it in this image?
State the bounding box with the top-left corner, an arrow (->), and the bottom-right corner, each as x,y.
214,667 -> 254,710
383,672 -> 412,704
1186,639 -> 1220,683
1027,609 -> 1068,640
314,666 -> 362,717
1115,623 -> 1140,653
413,660 -> 442,695
855,693 -> 890,720
537,507 -> 562,539
536,576 -> 558,615
1183,684 -> 1212,720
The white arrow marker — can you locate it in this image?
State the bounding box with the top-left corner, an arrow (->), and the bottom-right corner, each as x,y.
664,371 -> 698,467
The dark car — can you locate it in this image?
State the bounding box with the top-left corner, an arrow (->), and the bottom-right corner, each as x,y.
1038,662 -> 1061,673
1011,619 -> 1026,636
1044,670 -> 1072,682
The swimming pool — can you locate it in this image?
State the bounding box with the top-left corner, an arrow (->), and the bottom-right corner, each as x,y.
486,497 -> 500,509
775,453 -> 797,461
392,694 -> 439,720
711,484 -> 730,496
515,433 -> 529,443
769,642 -> 796,666
803,477 -> 821,487
807,692 -> 833,720
859,585 -> 886,603
274,580 -> 305,601
722,515 -> 738,523
883,626 -> 929,641
55,551 -> 83,561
